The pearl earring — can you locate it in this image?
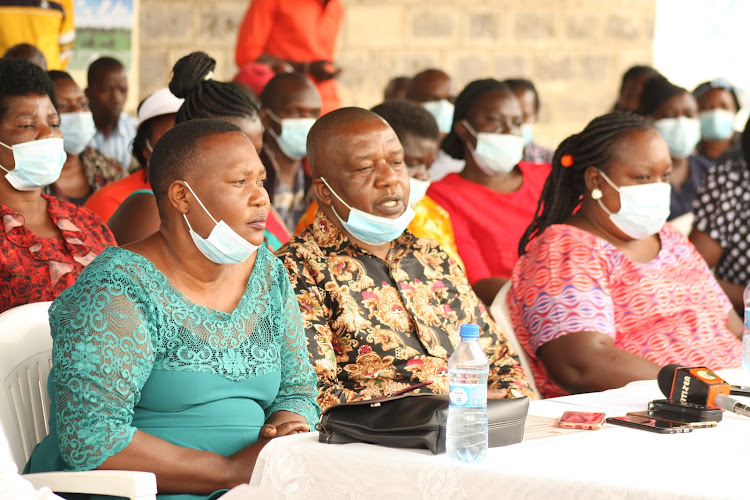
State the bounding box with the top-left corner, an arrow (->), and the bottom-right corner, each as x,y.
591,188 -> 603,200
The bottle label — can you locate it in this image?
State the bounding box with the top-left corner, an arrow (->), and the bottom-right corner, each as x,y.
449,384 -> 487,408
745,307 -> 750,328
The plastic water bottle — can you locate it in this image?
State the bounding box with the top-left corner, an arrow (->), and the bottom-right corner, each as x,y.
744,284 -> 750,370
447,324 -> 489,462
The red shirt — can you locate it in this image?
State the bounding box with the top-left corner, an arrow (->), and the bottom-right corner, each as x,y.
427,162 -> 551,284
235,0 -> 343,114
0,195 -> 116,313
84,169 -> 149,224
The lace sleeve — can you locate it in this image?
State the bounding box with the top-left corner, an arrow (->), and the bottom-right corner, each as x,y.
264,261 -> 321,428
49,260 -> 155,471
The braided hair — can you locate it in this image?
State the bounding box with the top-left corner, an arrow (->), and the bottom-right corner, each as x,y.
169,51 -> 259,124
518,112 -> 652,255
441,78 -> 513,160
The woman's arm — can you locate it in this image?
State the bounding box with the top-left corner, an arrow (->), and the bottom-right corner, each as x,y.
717,278 -> 746,313
472,277 -> 507,307
537,331 -> 661,394
688,228 -> 723,269
96,430 -> 267,495
726,307 -> 744,339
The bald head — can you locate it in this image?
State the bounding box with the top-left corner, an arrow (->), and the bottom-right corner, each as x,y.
308,107 -> 409,236
307,107 -> 393,179
260,72 -> 319,110
405,68 -> 456,103
3,43 -> 47,70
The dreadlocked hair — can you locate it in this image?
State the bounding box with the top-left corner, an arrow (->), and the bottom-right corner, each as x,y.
169,51 -> 259,124
518,112 -> 652,256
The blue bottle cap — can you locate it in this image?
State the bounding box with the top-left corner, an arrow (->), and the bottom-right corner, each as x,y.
459,324 -> 480,339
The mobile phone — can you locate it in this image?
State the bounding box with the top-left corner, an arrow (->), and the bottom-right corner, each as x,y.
730,385 -> 750,397
626,410 -> 718,429
557,411 -> 606,430
648,399 -> 723,421
605,415 -> 693,434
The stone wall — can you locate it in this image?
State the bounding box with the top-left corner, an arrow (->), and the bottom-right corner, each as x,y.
138,0 -> 656,148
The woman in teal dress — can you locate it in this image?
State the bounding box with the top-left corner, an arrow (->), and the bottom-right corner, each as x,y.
26,119 -> 320,499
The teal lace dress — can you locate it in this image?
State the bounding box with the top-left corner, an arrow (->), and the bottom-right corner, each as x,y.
25,245 -> 320,500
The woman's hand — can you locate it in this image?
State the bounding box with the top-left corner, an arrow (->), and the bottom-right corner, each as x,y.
262,410 -> 310,438
226,412 -> 309,487
259,421 -> 310,439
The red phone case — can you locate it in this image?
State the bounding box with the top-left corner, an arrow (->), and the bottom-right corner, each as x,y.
557,411 -> 606,430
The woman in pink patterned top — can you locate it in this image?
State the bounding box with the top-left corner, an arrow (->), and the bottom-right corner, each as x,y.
509,112 -> 742,399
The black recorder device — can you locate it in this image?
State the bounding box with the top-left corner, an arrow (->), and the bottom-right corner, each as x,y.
648,399 -> 723,422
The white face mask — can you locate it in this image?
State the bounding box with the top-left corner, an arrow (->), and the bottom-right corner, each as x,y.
463,120 -> 524,175
408,177 -> 430,206
520,123 -> 534,146
0,137 -> 67,191
59,111 -> 97,155
597,170 -> 671,239
182,181 -> 261,264
653,116 -> 701,159
422,99 -> 455,135
266,109 -> 315,160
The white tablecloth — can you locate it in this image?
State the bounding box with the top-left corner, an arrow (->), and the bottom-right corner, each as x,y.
249,369 -> 750,499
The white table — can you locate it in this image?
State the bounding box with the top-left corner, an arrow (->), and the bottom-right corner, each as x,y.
249,369 -> 750,499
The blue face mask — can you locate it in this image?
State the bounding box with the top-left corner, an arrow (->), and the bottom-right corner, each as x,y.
520,123 -> 534,146
59,111 -> 97,155
0,137 -> 67,191
321,177 -> 415,245
699,109 -> 735,141
422,99 -> 455,135
182,181 -> 261,264
266,109 -> 315,160
653,117 -> 701,159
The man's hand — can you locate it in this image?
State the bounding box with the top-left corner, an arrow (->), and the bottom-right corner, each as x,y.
487,388 -> 509,399
309,60 -> 341,81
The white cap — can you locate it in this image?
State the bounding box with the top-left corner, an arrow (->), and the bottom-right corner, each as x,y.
137,88 -> 184,128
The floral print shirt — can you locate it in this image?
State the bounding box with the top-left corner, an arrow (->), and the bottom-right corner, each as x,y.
276,210 -> 533,411
0,195 -> 116,313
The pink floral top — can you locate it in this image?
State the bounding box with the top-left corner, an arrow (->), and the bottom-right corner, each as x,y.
509,223 -> 741,398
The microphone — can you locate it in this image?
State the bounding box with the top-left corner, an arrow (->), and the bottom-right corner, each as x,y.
658,364 -> 750,418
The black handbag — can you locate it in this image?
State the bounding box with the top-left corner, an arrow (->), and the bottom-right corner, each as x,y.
317,389 -> 529,454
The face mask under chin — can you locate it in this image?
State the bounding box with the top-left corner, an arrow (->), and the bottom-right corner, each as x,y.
320,177 -> 415,245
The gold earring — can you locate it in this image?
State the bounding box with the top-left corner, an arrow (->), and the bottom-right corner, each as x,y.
591,188 -> 603,200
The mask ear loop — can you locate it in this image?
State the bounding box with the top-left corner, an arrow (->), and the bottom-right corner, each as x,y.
181,180 -> 219,232
320,177 -> 354,220
0,140 -> 13,173
594,169 -> 621,216
461,120 -> 479,140
265,109 -> 283,125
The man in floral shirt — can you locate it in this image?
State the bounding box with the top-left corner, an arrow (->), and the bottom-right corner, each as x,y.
276,107 -> 533,411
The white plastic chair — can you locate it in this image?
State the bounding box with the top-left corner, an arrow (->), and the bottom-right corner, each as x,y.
489,282 -> 542,399
0,301 -> 157,500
